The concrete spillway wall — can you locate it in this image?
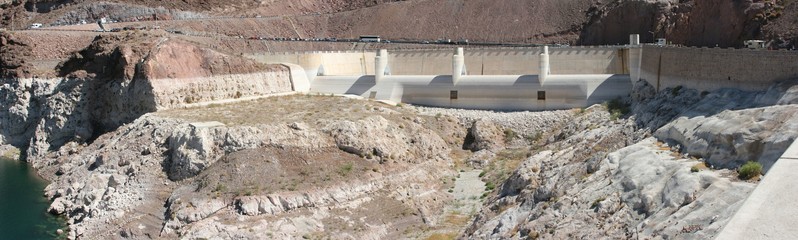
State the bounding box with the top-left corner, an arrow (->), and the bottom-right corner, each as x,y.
640,46 -> 798,92
249,46 -> 634,111
251,46 -> 629,76
313,74 -> 631,111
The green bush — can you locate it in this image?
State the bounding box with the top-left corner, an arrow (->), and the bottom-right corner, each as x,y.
485,182 -> 496,191
738,162 -> 763,180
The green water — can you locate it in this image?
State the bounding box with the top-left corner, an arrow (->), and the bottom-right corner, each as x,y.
0,156 -> 66,239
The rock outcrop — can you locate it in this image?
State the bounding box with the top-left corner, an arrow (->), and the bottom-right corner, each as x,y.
0,31 -> 34,78
0,31 -> 292,161
465,79 -> 798,239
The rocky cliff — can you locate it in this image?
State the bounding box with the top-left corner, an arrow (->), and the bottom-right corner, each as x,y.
0,30 -> 292,161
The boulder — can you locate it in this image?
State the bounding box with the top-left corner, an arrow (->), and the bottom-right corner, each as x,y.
465,119 -> 504,151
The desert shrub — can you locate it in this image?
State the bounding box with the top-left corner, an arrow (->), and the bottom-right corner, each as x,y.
738,161 -> 763,180
338,162 -> 354,176
524,132 -> 542,143
690,163 -> 707,173
605,98 -> 630,120
503,129 -> 517,142
485,182 -> 496,191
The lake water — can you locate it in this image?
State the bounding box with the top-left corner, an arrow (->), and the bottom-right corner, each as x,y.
0,156 -> 66,239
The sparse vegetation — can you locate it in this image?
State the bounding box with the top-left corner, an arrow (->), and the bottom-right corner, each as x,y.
524,132 -> 543,143
213,184 -> 227,193
485,182 -> 496,191
690,162 -> 707,173
503,129 -> 518,142
604,98 -> 630,120
738,161 -> 763,180
338,162 -> 354,176
480,148 -> 527,195
426,233 -> 457,240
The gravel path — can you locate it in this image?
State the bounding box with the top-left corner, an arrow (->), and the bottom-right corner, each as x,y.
451,170 -> 486,214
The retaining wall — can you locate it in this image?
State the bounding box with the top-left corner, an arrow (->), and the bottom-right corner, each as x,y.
640,46 -> 798,92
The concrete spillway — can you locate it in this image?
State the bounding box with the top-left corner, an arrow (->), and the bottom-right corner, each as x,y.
313,73 -> 631,111
250,42 -> 650,110
286,46 -> 636,111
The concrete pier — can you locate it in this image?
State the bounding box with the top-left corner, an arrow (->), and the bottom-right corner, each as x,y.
539,46 -> 550,81
375,49 -> 389,82
453,47 -> 466,83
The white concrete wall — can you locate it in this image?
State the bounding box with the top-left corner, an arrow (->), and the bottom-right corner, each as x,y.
310,74 -> 632,111
251,47 -> 634,111
250,47 -> 627,77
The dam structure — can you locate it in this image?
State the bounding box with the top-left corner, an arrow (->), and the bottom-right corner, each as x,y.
251,43 -> 642,111
249,33 -> 798,111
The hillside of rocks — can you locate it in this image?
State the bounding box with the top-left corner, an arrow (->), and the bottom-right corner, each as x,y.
462,80 -> 798,239
3,0 -> 797,47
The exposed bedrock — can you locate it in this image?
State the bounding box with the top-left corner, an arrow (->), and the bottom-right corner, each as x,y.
0,31 -> 293,161
465,79 -> 798,239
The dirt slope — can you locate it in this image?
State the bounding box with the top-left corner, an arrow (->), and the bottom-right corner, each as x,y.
3,0 -> 798,49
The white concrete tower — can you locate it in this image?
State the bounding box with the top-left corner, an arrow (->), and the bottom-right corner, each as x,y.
375,49 -> 389,82
539,46 -> 550,81
629,34 -> 641,46
453,47 -> 466,83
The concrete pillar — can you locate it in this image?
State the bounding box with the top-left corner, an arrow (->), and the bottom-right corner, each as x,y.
539,46 -> 550,81
453,47 -> 466,83
628,47 -> 643,82
629,34 -> 640,45
375,49 -> 389,82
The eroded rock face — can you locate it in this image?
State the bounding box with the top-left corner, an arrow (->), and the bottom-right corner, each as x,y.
168,124 -> 269,181
0,31 -> 35,79
0,31 -> 293,163
464,119 -> 505,152
656,106 -> 798,171
323,115 -> 449,163
466,80 -> 798,239
469,136 -> 754,239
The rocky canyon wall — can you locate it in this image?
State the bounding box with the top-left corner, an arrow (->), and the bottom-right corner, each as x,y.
0,31 -> 294,159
